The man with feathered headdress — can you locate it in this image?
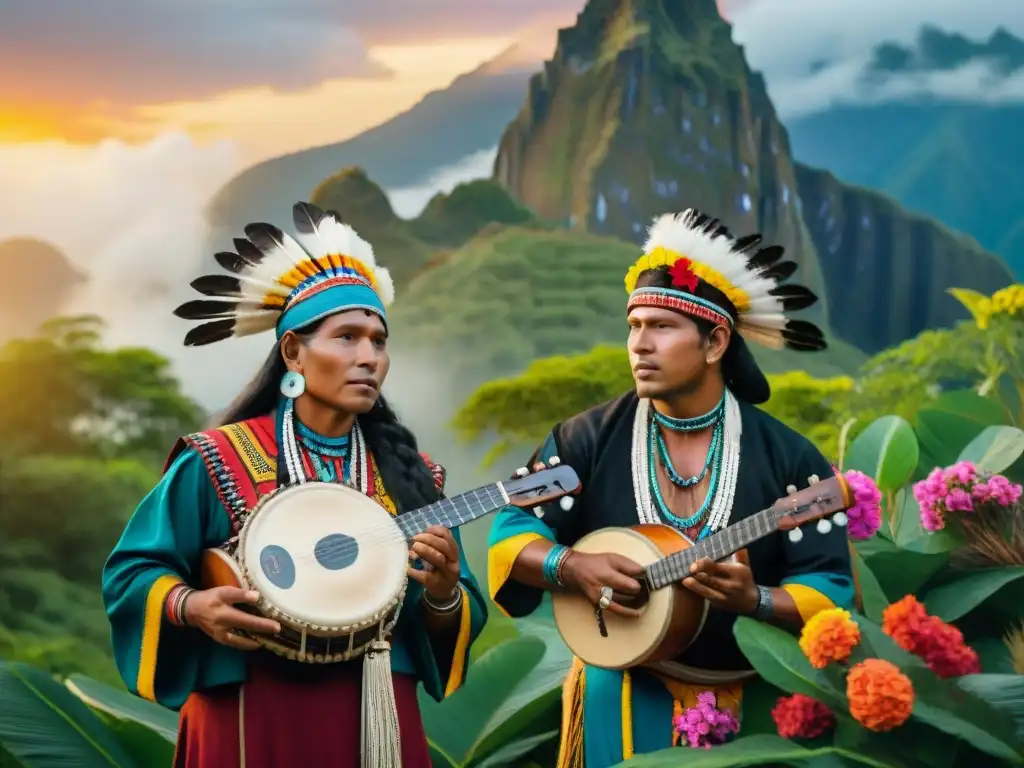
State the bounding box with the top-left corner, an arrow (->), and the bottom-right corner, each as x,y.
488,209 -> 854,765
102,203 -> 487,767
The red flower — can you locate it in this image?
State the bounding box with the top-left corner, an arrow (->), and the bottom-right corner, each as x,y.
882,595 -> 981,678
669,258 -> 699,292
771,694 -> 836,739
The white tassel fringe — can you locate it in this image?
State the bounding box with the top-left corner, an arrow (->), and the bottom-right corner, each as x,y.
361,639 -> 402,768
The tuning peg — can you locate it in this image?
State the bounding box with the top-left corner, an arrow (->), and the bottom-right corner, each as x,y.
547,455 -> 561,466
816,519 -> 832,534
807,474 -> 820,485
833,512 -> 848,527
559,496 -> 574,511
514,466 -> 529,478
786,484 -> 797,494
533,506 -> 545,518
788,528 -> 803,543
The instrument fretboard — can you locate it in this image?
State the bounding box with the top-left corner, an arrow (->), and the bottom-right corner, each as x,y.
395,483 -> 508,539
644,508 -> 778,590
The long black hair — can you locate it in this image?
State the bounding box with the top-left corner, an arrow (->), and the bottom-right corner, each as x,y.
212,323 -> 440,514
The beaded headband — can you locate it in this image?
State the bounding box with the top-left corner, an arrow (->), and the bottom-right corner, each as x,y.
624,209 -> 826,352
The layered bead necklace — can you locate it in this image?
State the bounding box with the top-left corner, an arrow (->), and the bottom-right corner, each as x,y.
648,394 -> 726,536
295,420 -> 352,485
280,397 -> 369,493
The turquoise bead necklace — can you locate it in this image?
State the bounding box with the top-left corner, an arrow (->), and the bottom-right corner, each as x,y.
295,420 -> 352,485
648,394 -> 726,538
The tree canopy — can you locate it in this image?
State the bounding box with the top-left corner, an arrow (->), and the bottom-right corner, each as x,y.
0,316 -> 203,684
452,289 -> 1024,466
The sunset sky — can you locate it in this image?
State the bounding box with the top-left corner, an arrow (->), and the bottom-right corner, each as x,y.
0,0 -> 1020,406
2,0 -> 1019,163
0,1 -> 586,161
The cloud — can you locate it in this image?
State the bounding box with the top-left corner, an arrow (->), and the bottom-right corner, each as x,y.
0,1 -> 390,109
337,2 -> 581,44
0,133 -> 269,407
388,146 -> 499,218
729,0 -> 1024,117
0,134 -> 505,411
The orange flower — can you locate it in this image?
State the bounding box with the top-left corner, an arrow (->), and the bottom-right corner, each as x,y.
847,659 -> 915,731
882,595 -> 929,652
799,608 -> 862,668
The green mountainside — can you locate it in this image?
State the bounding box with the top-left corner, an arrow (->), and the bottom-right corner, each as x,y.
492,0 -> 1015,354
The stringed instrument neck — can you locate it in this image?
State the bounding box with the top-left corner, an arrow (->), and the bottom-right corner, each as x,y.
643,508 -> 776,589
644,474 -> 852,591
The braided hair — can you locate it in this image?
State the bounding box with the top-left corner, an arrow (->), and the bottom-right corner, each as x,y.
212,325 -> 440,514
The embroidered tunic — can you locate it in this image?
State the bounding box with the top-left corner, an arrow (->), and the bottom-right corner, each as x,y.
487,391 -> 853,767
102,413 -> 487,766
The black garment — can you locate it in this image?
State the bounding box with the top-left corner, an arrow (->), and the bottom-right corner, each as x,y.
494,391 -> 853,672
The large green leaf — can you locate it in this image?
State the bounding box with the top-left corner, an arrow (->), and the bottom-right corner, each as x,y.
915,390 -> 1008,469
855,537 -> 949,600
418,634 -> 546,766
475,731 -> 558,768
888,491 -> 961,554
958,425 -> 1024,473
845,415 -> 920,492
922,567 -> 1024,622
854,620 -> 1023,764
608,734 -> 898,767
851,548 -> 889,621
65,675 -> 177,742
971,637 -> 1016,674
470,620 -> 570,761
94,714 -> 175,767
958,674 -> 1024,744
0,662 -> 139,767
732,619 -> 847,711
735,676 -> 786,736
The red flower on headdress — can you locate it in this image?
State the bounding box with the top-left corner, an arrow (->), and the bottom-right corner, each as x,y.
668,258 -> 699,292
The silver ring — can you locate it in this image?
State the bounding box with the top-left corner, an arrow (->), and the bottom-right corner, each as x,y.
598,585 -> 613,610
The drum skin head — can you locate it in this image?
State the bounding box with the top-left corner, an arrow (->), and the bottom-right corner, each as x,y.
239,483 -> 408,632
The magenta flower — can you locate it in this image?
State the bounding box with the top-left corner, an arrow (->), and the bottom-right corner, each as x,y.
912,461 -> 1022,533
674,691 -> 740,749
843,470 -> 883,540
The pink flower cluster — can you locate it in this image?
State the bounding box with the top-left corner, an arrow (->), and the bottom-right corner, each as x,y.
843,470 -> 883,540
912,461 -> 1022,532
674,691 -> 740,749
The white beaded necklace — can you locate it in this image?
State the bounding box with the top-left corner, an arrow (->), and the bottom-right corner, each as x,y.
280,401 -> 370,494
631,390 -> 743,538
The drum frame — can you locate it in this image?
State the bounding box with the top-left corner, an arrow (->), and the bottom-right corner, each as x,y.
229,482 -> 408,664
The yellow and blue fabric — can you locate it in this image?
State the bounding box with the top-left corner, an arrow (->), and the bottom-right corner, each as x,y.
102,417 -> 486,710
172,201 -> 395,347
487,393 -> 854,767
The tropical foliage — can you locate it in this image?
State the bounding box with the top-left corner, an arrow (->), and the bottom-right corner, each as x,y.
2,287 -> 1023,766
0,316 -> 203,687
452,285 -> 1024,466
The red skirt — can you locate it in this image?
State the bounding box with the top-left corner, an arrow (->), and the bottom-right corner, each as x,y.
173,654 -> 431,767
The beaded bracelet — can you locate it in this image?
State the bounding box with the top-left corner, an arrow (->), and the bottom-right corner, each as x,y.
542,544 -> 572,587
164,584 -> 195,627
422,586 -> 464,615
752,585 -> 774,621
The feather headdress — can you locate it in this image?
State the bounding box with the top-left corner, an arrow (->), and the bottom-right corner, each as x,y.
625,208 -> 825,352
173,202 -> 395,347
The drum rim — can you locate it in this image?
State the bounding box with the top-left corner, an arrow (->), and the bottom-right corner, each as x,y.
236,481 -> 409,636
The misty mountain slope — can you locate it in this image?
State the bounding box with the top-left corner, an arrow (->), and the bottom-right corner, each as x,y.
204,63 -> 532,251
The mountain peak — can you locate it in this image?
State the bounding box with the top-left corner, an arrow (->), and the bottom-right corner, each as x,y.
556,0 -> 738,71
